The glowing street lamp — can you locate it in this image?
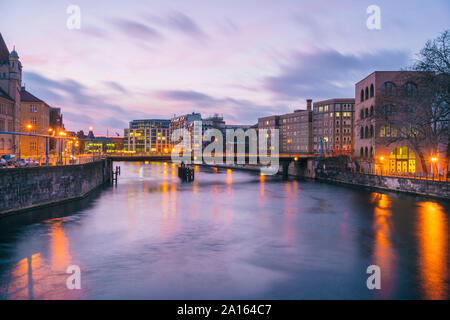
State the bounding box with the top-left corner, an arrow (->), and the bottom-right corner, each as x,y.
430,156 -> 439,177
378,156 -> 386,175
26,124 -> 33,130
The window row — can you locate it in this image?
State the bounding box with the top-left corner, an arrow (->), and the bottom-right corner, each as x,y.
360,146 -> 374,159
360,125 -> 374,139
360,84 -> 375,102
361,81 -> 418,102
360,106 -> 374,119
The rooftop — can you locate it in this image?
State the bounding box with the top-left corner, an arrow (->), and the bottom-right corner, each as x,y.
20,88 -> 44,103
0,33 -> 10,63
0,87 -> 14,102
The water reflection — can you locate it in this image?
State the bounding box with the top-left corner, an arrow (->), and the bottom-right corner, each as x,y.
4,219 -> 82,300
370,193 -> 396,298
0,162 -> 449,299
416,202 -> 448,300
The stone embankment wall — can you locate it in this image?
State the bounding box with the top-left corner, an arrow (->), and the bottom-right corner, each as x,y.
0,159 -> 112,216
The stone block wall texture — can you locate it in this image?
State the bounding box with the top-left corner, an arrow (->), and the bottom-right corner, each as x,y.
0,160 -> 112,215
315,169 -> 449,199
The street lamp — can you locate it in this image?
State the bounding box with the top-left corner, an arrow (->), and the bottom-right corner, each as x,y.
379,155 -> 385,175
430,156 -> 438,178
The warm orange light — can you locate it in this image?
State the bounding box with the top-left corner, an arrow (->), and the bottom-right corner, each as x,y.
294,157 -> 298,161
26,124 -> 33,129
48,128 -> 53,132
89,126 -> 93,131
380,156 -> 385,161
227,169 -> 232,174
431,157 -> 438,163
164,148 -> 168,153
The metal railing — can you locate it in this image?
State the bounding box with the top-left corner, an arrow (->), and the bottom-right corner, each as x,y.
365,170 -> 449,182
0,153 -> 106,168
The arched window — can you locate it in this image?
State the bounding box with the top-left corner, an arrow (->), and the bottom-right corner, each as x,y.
360,109 -> 364,119
404,82 -> 418,97
370,84 -> 374,97
364,126 -> 369,138
365,108 -> 369,118
365,87 -> 369,100
380,126 -> 385,137
370,147 -> 374,158
360,147 -> 364,158
381,81 -> 396,96
381,105 -> 396,117
360,89 -> 364,102
370,125 -> 374,138
370,106 -> 374,117
365,147 -> 368,158
360,127 -> 364,139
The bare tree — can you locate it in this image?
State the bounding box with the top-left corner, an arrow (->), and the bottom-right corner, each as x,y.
373,30 -> 449,175
413,30 -> 450,174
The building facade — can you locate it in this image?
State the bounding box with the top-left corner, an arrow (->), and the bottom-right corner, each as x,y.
169,112 -> 202,147
19,87 -> 50,157
354,71 -> 435,175
312,98 -> 355,155
49,107 -> 64,153
279,100 -> 313,154
0,88 -> 15,156
124,119 -> 170,153
258,99 -> 313,154
0,33 -> 22,156
257,115 -> 280,153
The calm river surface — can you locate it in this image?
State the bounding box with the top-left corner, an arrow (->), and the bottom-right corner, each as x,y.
0,162 -> 449,299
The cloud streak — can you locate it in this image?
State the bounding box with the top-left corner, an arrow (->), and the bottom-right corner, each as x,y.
155,89 -> 287,124
264,49 -> 411,100
111,18 -> 162,41
22,72 -> 156,132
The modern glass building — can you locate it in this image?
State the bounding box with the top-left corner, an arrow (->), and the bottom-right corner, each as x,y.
124,119 -> 170,153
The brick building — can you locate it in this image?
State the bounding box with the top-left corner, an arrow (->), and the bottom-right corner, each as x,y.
312,98 -> 355,155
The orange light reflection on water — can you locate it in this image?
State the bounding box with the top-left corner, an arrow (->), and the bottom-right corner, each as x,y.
416,201 -> 448,300
370,193 -> 396,298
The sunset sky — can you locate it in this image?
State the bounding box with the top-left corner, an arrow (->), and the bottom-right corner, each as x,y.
1,0 -> 449,135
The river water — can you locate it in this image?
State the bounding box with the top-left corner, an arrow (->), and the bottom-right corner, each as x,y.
0,162 -> 449,299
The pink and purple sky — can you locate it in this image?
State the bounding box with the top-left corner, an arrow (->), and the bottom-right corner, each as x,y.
1,0 -> 449,135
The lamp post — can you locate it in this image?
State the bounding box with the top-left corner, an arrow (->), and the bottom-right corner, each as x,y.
47,128 -> 54,165
379,156 -> 385,175
57,131 -> 66,164
25,124 -> 33,159
431,156 -> 438,179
